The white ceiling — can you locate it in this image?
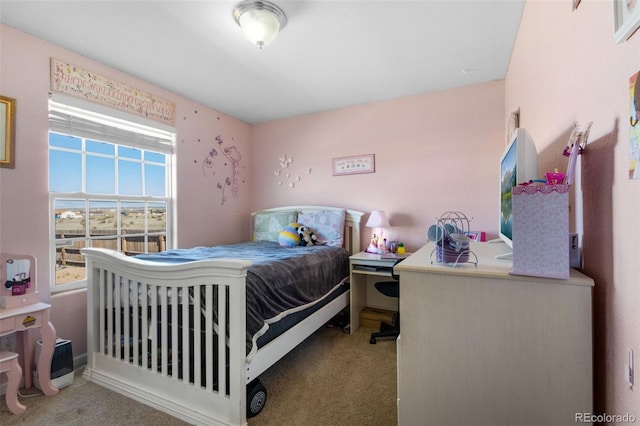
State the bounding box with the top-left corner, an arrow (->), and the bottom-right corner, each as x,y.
0,0 -> 525,124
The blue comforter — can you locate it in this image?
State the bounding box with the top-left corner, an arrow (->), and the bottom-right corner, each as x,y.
136,241 -> 349,356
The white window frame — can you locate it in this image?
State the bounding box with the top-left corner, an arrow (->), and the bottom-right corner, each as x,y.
48,96 -> 176,293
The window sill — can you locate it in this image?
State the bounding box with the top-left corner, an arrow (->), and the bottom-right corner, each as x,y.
51,279 -> 87,294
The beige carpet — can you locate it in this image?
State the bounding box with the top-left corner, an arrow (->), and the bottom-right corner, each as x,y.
1,325 -> 397,425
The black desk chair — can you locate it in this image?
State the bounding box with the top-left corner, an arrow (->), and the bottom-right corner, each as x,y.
369,269 -> 400,344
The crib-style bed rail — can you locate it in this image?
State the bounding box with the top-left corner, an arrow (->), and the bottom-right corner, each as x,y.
83,247 -> 251,426
82,206 -> 364,425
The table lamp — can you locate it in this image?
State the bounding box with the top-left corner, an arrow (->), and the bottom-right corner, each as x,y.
366,210 -> 390,254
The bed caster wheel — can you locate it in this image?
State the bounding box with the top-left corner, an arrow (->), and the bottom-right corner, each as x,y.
247,379 -> 267,418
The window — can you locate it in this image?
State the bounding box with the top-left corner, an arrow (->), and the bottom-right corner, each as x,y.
49,100 -> 175,292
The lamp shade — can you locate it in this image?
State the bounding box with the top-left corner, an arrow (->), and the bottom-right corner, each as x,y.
233,0 -> 287,49
366,210 -> 390,228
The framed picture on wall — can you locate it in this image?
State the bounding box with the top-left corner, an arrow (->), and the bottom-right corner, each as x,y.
332,154 -> 375,176
614,0 -> 640,43
0,95 -> 16,169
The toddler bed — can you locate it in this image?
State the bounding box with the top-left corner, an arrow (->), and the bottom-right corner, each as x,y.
82,206 -> 363,426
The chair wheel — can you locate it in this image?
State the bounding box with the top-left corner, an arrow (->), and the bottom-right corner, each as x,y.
370,336 -> 377,344
247,379 -> 267,418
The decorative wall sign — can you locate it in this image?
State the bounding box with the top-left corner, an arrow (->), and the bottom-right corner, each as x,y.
614,0 -> 640,43
0,95 -> 16,169
50,58 -> 176,125
332,154 -> 375,176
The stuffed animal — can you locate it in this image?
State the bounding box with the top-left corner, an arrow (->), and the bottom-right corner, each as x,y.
279,223 -> 301,247
298,225 -> 319,246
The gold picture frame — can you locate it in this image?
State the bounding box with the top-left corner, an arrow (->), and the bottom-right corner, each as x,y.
0,96 -> 16,169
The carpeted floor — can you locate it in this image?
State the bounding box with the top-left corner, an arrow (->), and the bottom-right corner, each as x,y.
1,324 -> 397,425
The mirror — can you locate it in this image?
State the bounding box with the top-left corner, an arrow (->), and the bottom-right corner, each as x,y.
7,257 -> 30,280
1,254 -> 35,297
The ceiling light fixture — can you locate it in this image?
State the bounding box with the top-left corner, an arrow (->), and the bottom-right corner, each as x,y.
233,0 -> 287,49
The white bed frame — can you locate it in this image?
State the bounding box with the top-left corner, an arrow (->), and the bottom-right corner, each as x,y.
82,206 -> 363,426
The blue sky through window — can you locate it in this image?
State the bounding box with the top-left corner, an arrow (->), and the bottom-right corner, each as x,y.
49,132 -> 167,200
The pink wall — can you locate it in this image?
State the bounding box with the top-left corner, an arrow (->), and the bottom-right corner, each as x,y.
1,22 -> 506,366
250,82 -> 506,250
2,1 -> 637,416
6,3 -> 635,415
0,25 -> 251,357
506,0 -> 640,416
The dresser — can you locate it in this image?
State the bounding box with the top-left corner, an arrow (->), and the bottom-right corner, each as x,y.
394,242 -> 593,426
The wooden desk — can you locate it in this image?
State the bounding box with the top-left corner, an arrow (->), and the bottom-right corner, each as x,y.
349,251 -> 405,333
0,303 -> 59,396
395,242 -> 593,425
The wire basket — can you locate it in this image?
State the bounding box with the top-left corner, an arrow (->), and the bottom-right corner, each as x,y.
428,211 -> 478,267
